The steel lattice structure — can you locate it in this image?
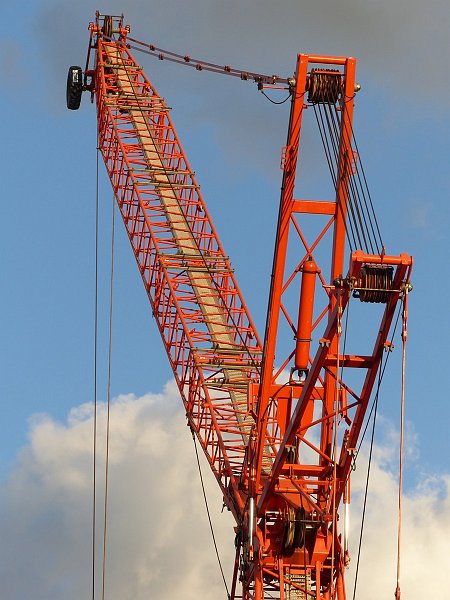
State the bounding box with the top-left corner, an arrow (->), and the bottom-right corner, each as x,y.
73,13 -> 413,600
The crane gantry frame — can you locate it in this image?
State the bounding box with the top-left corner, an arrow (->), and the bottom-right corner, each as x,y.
69,12 -> 413,600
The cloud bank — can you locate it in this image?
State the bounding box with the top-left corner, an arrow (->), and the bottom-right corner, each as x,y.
1,383 -> 448,599
348,419 -> 450,597
0,383 -> 234,600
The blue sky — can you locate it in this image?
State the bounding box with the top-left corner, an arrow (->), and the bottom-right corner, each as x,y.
0,0 -> 449,597
1,0 -> 448,477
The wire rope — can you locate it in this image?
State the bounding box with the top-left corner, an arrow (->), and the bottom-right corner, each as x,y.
395,288 -> 409,599
312,91 -> 384,256
339,101 -> 383,254
91,140 -> 100,600
349,300 -> 403,599
260,89 -> 292,105
101,193 -> 116,600
340,105 -> 384,251
324,100 -> 372,254
351,366 -> 380,600
326,102 -> 375,254
124,36 -> 289,87
325,102 -> 366,251
191,428 -> 230,599
312,102 -> 359,250
354,302 -> 403,460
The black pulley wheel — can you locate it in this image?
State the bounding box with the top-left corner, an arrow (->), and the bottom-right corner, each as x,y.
66,66 -> 83,110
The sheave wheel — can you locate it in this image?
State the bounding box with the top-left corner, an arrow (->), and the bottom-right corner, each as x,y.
66,66 -> 83,110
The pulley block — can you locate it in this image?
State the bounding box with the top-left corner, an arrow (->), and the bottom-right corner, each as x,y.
353,264 -> 394,303
307,69 -> 342,104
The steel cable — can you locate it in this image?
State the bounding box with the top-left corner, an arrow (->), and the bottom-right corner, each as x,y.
313,102 -> 359,249
340,104 -> 384,251
192,429 -> 230,599
326,102 -> 374,253
125,36 -> 289,87
395,289 -> 409,599
313,94 -> 382,253
91,141 -> 100,600
101,194 -> 116,600
326,100 -> 367,251
323,99 -> 371,253
312,83 -> 384,256
351,368 -> 380,600
260,89 -> 292,105
335,100 -> 383,253
349,301 -> 403,599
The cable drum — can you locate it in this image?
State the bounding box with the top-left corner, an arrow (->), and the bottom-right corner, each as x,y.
307,69 -> 342,104
354,264 -> 394,303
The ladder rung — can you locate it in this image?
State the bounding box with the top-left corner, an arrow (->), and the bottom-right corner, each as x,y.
201,360 -> 260,369
133,168 -> 195,176
107,103 -> 170,112
155,183 -> 198,190
159,252 -> 228,261
185,266 -> 233,274
104,62 -> 142,70
212,345 -> 262,355
119,94 -> 164,102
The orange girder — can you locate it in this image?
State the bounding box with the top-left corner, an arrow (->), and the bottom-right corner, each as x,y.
83,14 -> 413,600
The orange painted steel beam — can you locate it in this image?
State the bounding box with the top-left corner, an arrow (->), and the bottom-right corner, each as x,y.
293,199 -> 337,215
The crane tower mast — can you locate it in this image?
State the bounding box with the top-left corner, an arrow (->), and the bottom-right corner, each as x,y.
72,13 -> 413,600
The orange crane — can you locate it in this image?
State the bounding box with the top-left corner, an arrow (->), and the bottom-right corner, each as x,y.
68,13 -> 412,600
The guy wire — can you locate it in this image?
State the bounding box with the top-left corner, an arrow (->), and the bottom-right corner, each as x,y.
92,140 -> 100,600
192,428 -> 230,598
350,301 -> 403,599
101,193 -> 116,600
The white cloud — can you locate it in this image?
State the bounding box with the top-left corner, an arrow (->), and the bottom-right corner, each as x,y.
0,382 -> 235,600
347,424 -> 450,597
0,383 -> 448,598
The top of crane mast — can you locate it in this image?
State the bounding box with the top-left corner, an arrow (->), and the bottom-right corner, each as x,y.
68,12 -> 413,600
